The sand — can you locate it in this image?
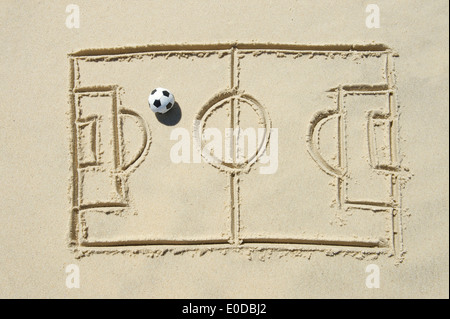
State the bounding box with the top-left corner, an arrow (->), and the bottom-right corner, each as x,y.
0,0 -> 448,298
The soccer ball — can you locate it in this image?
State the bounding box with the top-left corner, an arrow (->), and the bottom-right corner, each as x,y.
148,88 -> 175,114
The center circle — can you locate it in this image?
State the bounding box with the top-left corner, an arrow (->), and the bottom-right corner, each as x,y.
194,89 -> 271,174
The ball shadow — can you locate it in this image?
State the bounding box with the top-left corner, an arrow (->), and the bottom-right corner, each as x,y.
155,102 -> 182,126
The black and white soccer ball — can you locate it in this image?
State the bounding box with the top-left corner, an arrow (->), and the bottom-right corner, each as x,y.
148,88 -> 175,114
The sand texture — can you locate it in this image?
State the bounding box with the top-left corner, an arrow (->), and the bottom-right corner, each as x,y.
0,0 -> 448,298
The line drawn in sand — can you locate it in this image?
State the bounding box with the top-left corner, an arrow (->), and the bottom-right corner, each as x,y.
68,43 -> 407,259
307,83 -> 403,256
73,86 -> 151,210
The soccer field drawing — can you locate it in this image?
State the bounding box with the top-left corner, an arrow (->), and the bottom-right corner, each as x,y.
69,43 -> 404,258
1,0 -> 448,299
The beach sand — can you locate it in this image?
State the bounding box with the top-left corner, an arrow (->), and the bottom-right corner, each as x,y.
0,0 -> 448,298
